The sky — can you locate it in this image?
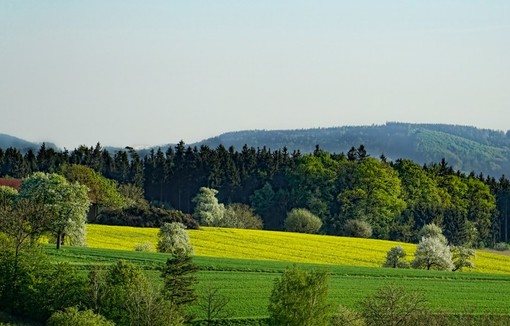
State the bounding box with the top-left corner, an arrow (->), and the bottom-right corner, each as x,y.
1,1 -> 509,149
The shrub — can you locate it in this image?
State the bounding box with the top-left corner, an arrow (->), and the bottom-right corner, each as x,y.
331,305 -> 365,326
220,203 -> 264,229
284,208 -> 322,234
494,242 -> 509,251
360,285 -> 429,326
134,241 -> 153,252
47,307 -> 114,326
383,246 -> 409,269
344,219 -> 373,238
96,206 -> 199,229
268,267 -> 330,326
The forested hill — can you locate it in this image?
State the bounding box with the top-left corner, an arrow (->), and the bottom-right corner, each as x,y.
191,123 -> 510,177
0,133 -> 57,152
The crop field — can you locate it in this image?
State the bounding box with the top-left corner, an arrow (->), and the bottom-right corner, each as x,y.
39,224 -> 510,318
86,224 -> 510,274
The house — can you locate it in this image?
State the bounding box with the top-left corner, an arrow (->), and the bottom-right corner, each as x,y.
0,178 -> 22,191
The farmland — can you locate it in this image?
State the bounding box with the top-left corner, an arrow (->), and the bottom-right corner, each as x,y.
42,224 -> 510,319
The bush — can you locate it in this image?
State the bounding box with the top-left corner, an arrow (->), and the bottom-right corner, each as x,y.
97,206 -> 199,229
47,307 -> 114,326
494,242 -> 509,251
220,204 -> 263,229
383,246 -> 409,269
360,285 -> 429,326
284,208 -> 322,234
134,241 -> 153,252
331,305 -> 365,326
344,219 -> 373,238
268,267 -> 330,326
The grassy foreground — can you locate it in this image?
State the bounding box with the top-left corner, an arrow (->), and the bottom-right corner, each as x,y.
38,224 -> 510,318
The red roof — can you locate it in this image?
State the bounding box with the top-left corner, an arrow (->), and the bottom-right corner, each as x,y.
0,178 -> 22,191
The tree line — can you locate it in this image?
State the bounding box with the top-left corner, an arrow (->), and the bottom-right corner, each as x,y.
1,142 -> 510,247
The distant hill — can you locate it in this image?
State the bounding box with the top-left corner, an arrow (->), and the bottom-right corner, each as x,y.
184,123 -> 510,177
0,133 -> 56,152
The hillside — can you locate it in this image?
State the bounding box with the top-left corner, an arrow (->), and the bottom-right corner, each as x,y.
0,133 -> 56,152
190,123 -> 510,177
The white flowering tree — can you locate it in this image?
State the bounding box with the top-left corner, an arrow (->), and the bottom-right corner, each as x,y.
19,172 -> 90,249
157,222 -> 193,256
411,236 -> 454,271
192,187 -> 225,226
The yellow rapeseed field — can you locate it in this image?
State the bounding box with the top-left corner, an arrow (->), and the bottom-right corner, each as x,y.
86,224 -> 510,273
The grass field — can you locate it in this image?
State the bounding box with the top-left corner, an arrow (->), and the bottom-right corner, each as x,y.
40,224 -> 510,319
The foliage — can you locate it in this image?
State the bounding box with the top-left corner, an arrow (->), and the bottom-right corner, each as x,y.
193,187 -> 226,226
284,208 -> 322,234
220,203 -> 263,229
360,285 -> 429,326
344,219 -> 373,238
97,206 -> 199,229
61,164 -> 126,210
411,236 -> 454,271
157,222 -> 193,256
47,307 -> 115,326
331,305 -> 366,326
451,246 -> 475,272
418,223 -> 447,244
161,253 -> 199,317
493,242 -> 509,251
19,172 -> 90,249
134,241 -> 153,252
268,267 -> 330,326
100,260 -> 184,326
0,247 -> 86,322
336,158 -> 406,239
383,246 -> 409,269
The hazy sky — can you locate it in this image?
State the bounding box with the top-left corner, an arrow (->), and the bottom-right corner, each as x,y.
1,1 -> 509,149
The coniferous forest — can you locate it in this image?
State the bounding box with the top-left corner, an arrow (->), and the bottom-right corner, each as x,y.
1,141 -> 510,248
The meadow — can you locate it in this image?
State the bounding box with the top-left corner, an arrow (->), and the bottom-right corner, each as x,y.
41,224 -> 510,319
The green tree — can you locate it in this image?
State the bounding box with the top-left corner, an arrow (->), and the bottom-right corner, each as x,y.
62,164 -> 126,220
284,208 -> 322,234
47,307 -> 115,326
157,222 -> 193,256
18,172 -> 90,249
383,246 -> 409,269
336,158 -> 406,239
161,253 -> 199,319
451,246 -> 475,272
101,260 -> 183,326
268,267 -> 330,326
192,187 -> 225,226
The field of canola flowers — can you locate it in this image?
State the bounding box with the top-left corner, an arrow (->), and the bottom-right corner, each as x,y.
86,224 -> 510,274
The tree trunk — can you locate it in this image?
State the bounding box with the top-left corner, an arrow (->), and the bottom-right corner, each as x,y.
56,231 -> 61,250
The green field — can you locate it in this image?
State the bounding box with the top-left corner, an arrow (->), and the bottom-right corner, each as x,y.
46,239 -> 510,319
